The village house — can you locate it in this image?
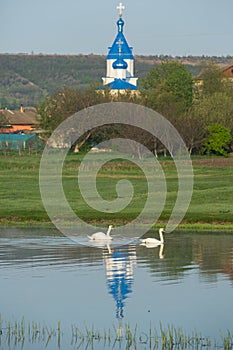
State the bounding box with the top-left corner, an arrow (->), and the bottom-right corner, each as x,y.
0,105 -> 39,133
222,64 -> 233,79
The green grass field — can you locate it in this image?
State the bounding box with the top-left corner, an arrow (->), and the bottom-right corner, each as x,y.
0,153 -> 232,230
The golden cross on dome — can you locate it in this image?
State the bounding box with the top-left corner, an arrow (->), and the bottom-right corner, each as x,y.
117,2 -> 125,17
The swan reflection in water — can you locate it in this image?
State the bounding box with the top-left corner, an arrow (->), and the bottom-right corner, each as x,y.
103,244 -> 136,337
140,242 -> 165,259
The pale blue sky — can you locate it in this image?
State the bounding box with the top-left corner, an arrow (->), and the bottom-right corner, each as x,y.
1,0 -> 233,56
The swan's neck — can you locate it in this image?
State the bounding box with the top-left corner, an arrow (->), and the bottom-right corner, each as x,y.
159,229 -> 164,243
107,243 -> 112,253
106,226 -> 112,236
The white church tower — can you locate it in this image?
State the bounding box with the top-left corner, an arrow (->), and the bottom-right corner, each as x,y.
102,2 -> 138,90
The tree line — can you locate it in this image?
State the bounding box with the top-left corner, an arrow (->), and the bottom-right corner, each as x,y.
38,62 -> 233,157
3,53 -> 229,109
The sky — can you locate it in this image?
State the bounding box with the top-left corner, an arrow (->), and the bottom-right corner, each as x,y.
1,0 -> 233,56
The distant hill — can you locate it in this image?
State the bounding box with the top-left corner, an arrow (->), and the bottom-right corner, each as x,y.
0,54 -> 232,109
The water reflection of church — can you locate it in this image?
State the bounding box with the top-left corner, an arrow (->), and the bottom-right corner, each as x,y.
103,246 -> 136,321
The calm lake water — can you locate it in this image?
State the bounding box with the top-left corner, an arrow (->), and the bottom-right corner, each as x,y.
0,227 -> 233,350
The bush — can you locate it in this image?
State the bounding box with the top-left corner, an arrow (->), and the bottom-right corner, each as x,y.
202,123 -> 232,156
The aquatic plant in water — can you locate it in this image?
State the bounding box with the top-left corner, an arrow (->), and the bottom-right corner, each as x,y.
0,316 -> 233,349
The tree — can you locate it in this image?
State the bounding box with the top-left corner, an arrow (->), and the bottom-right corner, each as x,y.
202,123 -> 232,157
142,61 -> 194,113
37,86 -> 111,149
37,86 -> 144,152
200,63 -> 223,96
37,86 -> 110,131
176,112 -> 205,155
193,92 -> 233,134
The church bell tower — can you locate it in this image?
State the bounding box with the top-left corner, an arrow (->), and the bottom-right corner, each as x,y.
102,2 -> 138,90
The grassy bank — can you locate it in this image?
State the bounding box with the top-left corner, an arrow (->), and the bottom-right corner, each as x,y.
0,153 -> 232,230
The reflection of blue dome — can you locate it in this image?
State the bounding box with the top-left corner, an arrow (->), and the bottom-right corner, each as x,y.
112,56 -> 128,69
117,18 -> 124,33
106,251 -> 134,319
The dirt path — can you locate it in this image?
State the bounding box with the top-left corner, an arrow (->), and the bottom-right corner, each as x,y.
192,157 -> 233,167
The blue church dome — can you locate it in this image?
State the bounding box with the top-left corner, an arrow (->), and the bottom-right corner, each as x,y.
105,79 -> 138,90
117,18 -> 124,33
112,56 -> 128,69
106,17 -> 134,60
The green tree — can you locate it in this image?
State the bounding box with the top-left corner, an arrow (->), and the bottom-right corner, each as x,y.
200,63 -> 223,96
193,92 -> 233,133
142,61 -> 194,113
202,123 -> 232,157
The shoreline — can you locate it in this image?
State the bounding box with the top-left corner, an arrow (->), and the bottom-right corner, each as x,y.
0,220 -> 233,232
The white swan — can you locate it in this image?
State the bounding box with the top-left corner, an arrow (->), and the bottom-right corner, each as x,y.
140,228 -> 165,245
88,225 -> 113,241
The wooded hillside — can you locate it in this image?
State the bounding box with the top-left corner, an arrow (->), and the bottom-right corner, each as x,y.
0,53 -> 232,109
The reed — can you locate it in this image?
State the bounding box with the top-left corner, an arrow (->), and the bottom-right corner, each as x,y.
0,316 -> 232,350
222,330 -> 233,350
